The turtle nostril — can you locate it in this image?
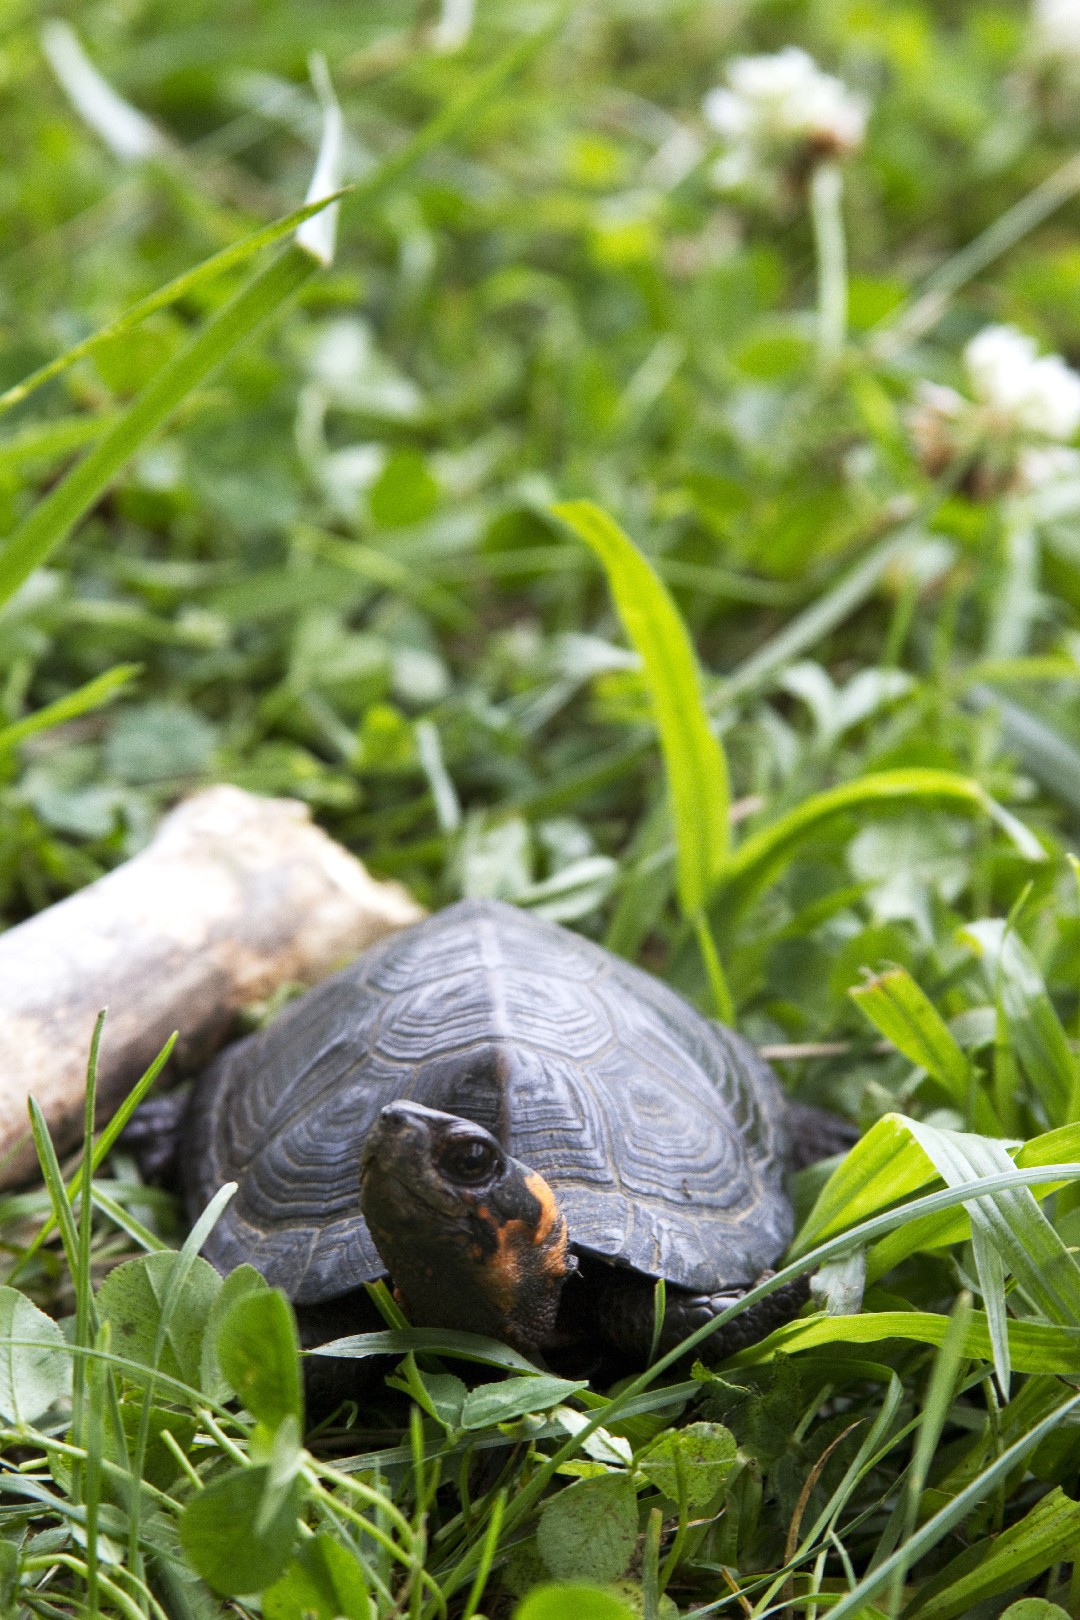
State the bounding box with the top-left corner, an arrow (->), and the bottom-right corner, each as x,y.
379,1102 -> 412,1130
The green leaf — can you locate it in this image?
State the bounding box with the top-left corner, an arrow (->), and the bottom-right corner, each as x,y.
866,1122 -> 1080,1282
793,1114 -> 940,1255
904,1488 -> 1080,1620
114,1401 -> 197,1492
385,1353 -> 468,1429
263,1534 -> 372,1620
552,499 -> 730,916
200,1263 -> 270,1400
215,1288 -> 303,1431
850,966 -> 1000,1131
961,917 -> 1079,1125
105,700 -> 215,783
0,1285 -> 71,1424
731,1309 -> 1080,1376
179,1463 -> 304,1596
904,1118 -> 1080,1330
536,1473 -> 639,1585
369,448 -> 439,528
310,1327 -> 543,1373
0,1540 -> 17,1611
637,1421 -> 737,1508
514,1585 -> 636,1620
717,769 -> 1043,924
462,1375 -> 589,1430
96,1250 -> 222,1391
1001,1603 -> 1072,1620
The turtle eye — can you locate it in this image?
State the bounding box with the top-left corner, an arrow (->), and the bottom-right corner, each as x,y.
440,1137 -> 499,1185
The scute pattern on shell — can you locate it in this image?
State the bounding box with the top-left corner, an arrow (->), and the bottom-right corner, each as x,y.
185,898 -> 794,1304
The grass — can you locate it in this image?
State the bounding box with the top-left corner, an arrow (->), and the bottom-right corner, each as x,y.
5,0 -> 1080,1614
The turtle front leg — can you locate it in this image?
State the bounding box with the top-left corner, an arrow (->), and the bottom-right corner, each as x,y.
589,1264 -> 809,1365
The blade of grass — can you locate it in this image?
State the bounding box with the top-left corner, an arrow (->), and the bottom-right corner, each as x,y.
552,500 -> 730,918
810,160 -> 847,372
866,1120 -> 1080,1281
83,1321 -> 110,1620
823,1389 -> 1080,1620
729,1307 -> 1080,1375
907,1119 -> 1080,1329
886,1293 -> 973,1617
42,20 -> 169,164
8,1031 -> 176,1285
127,1180 -> 238,1582
961,916 -> 1079,1126
850,967 -> 1002,1132
0,192 -> 346,416
0,664 -> 140,756
0,241 -> 319,610
71,1010 -> 105,1509
27,1095 -> 134,1499
716,768 -> 1043,926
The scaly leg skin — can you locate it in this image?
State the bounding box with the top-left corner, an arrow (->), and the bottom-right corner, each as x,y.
590,1262 -> 809,1365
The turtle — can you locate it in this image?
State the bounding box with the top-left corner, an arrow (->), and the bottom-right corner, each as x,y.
174,898 -> 845,1366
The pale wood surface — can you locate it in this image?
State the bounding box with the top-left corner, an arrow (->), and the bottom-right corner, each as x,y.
0,786 -> 424,1185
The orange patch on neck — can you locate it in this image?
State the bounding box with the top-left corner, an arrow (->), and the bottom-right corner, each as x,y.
476,1174 -> 571,1321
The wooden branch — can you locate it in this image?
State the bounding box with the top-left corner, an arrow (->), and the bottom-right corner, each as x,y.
0,785 -> 424,1186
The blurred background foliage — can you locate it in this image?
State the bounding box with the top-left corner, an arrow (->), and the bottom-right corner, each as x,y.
4,0 -> 1080,1126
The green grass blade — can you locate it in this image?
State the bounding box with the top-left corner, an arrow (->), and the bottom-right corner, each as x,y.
822,1390 -> 1080,1620
717,768 -> 1043,924
729,1307 -> 1080,1377
907,1119 -> 1080,1328
888,1291 -> 972,1610
961,917 -> 1078,1125
27,1098 -> 83,1278
127,1180 -> 237,1579
850,967 -> 1001,1132
0,664 -> 140,756
71,1011 -> 105,1507
793,1113 -> 946,1256
866,1121 -> 1080,1282
903,1486 -> 1080,1620
552,499 -> 730,917
10,1031 -> 176,1283
0,242 -> 318,611
0,192 -> 345,417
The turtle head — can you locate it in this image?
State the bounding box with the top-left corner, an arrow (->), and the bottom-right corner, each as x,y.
359,1100 -> 575,1352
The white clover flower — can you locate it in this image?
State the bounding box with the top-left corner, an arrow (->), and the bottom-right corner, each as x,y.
1031,0 -> 1080,62
1017,444 -> 1080,490
908,324 -> 1080,496
964,325 -> 1080,440
703,47 -> 868,194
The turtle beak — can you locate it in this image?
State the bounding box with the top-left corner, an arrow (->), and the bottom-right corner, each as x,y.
360,1100 -> 439,1173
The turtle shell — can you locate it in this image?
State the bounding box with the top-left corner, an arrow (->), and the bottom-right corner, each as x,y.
185,898 -> 794,1304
